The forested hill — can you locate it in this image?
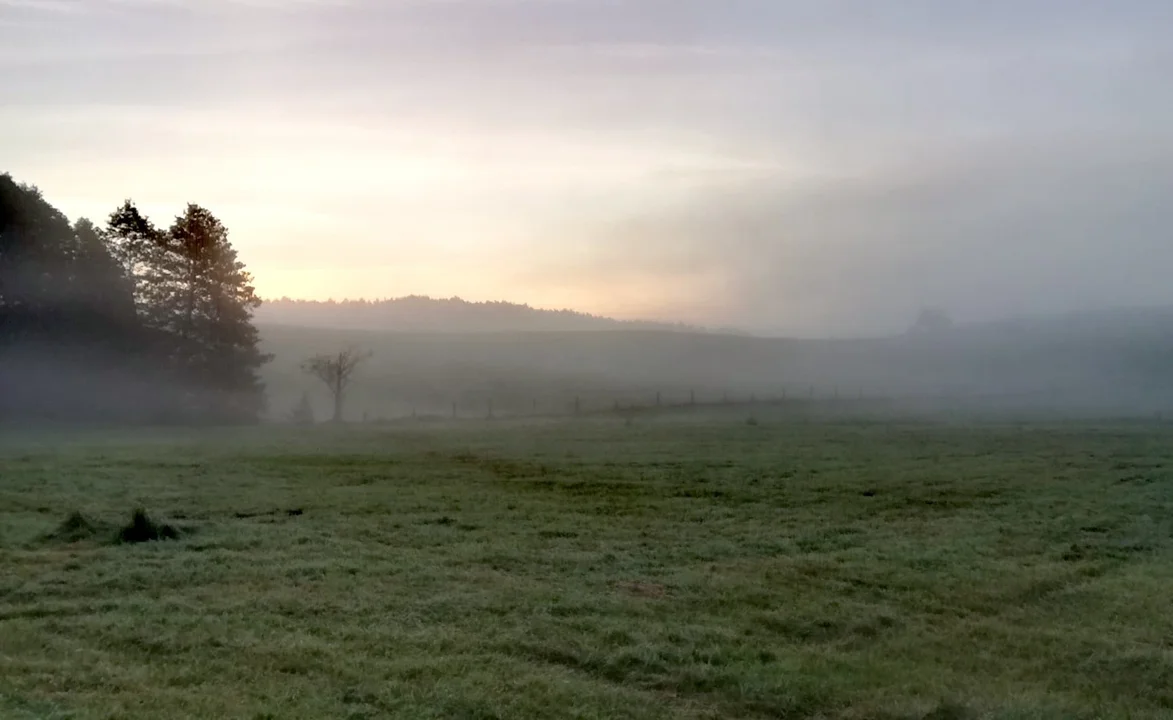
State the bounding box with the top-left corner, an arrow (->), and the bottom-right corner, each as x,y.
256,296 -> 743,334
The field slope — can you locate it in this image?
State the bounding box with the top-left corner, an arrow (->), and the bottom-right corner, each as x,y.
2,415 -> 1173,719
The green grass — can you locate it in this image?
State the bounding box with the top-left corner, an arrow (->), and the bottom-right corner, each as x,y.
2,414 -> 1173,719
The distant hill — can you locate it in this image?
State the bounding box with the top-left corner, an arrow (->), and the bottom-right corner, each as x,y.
259,305 -> 1173,421
256,296 -> 744,335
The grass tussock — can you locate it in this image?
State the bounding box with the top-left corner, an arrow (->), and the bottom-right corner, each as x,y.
42,511 -> 109,544
116,508 -> 180,544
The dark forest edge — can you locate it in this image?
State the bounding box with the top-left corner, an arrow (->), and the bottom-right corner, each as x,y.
0,173 -> 269,424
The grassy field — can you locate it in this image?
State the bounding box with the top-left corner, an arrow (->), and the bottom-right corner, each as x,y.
2,412 -> 1172,719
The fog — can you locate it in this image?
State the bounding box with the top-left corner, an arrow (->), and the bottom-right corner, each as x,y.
0,345 -> 181,424
3,1 -> 1173,424
552,137 -> 1173,337
4,0 -> 1172,332
258,306 -> 1173,422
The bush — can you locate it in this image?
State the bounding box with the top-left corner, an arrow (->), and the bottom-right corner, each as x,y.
44,511 -> 106,544
116,509 -> 180,544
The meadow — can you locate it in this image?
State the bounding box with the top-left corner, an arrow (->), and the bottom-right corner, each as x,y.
2,410 -> 1172,719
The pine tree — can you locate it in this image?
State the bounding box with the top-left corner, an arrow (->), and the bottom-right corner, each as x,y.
161,205 -> 270,422
105,201 -> 167,321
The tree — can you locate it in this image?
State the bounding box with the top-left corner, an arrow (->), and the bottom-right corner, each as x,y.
302,347 -> 372,422
1,173 -> 271,424
909,307 -> 954,336
71,218 -> 137,331
159,204 -> 271,421
1,175 -> 77,341
105,201 -> 164,318
1,176 -> 158,421
288,391 -> 315,425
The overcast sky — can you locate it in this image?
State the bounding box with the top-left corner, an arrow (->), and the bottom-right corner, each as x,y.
2,0 -> 1171,335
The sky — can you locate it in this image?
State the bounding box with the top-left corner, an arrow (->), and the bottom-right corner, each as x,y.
2,0 -> 1171,336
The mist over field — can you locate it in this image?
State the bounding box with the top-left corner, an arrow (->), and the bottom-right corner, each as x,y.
257,301 -> 1173,422
7,3 -> 1173,716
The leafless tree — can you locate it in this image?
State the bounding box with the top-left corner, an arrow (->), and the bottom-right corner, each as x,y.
301,347 -> 372,422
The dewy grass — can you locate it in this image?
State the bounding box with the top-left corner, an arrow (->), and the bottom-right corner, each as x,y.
1,416 -> 1172,719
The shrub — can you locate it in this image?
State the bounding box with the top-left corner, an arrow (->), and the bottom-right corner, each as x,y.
44,511 -> 105,544
116,509 -> 180,544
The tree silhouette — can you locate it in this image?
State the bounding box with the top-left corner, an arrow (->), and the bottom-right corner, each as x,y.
71,218 -> 138,339
148,205 -> 271,420
105,200 -> 164,318
288,392 -> 315,425
1,173 -> 270,423
909,307 -> 954,336
302,347 -> 372,422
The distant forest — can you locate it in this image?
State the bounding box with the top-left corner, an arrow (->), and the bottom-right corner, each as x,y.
257,296 -> 745,335
0,173 -> 269,423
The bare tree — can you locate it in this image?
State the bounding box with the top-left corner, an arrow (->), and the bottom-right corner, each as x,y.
302,347 -> 372,422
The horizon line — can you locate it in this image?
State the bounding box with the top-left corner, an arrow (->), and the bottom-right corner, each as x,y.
259,293 -> 723,327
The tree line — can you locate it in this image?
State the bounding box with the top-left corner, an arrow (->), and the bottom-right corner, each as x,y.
257,296 -> 736,334
0,173 -> 269,423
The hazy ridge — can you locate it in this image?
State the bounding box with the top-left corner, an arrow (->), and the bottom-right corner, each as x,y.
260,304 -> 1173,421
257,296 -> 746,335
